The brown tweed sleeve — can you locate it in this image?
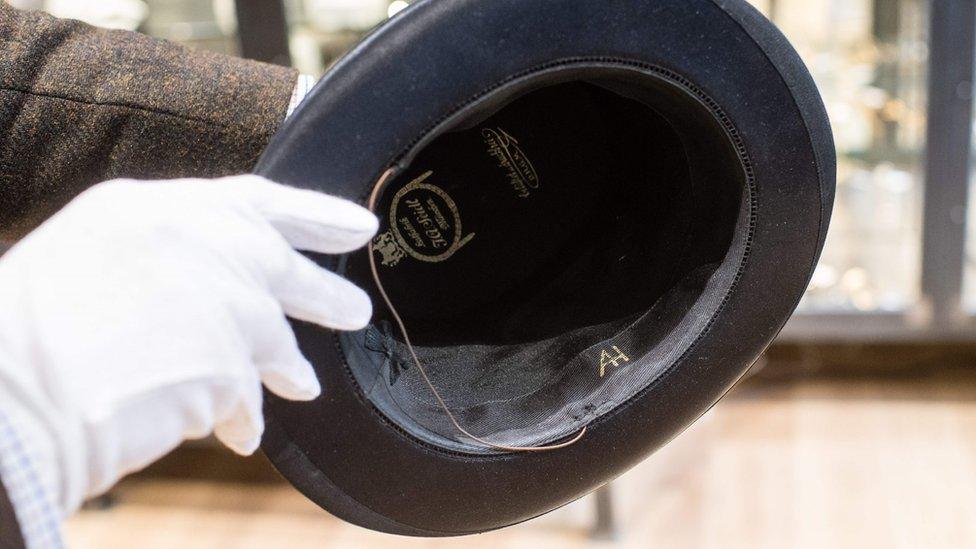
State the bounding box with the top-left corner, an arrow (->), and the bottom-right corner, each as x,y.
0,3 -> 298,242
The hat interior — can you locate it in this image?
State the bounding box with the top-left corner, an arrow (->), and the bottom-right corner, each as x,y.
339,68 -> 752,452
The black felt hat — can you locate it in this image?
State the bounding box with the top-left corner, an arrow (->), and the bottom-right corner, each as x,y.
255,0 -> 834,536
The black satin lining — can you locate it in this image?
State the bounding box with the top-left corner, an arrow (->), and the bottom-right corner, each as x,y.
341,75 -> 748,451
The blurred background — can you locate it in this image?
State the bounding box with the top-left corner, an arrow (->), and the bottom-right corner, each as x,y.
5,0 -> 976,547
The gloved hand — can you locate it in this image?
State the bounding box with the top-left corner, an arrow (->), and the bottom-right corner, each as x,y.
0,175 -> 378,516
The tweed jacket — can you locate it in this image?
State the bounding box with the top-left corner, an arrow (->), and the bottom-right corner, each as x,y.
0,3 -> 297,244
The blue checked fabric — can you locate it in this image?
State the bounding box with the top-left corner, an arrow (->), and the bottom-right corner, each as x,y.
0,409 -> 62,548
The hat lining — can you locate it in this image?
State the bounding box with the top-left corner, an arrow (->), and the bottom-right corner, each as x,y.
339,64 -> 752,452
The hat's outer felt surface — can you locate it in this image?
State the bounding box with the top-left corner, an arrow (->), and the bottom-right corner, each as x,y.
255,0 -> 834,536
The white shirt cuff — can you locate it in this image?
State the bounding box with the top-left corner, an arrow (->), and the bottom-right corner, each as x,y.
286,74 -> 316,120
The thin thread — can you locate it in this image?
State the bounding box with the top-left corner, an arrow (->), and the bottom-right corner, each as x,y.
366,167 -> 586,452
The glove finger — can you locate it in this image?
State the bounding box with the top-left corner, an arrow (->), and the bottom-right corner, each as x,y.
213,378 -> 265,456
270,251 -> 373,331
232,175 -> 378,254
252,310 -> 322,401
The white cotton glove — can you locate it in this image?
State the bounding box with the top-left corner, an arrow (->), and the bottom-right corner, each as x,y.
0,175 -> 378,516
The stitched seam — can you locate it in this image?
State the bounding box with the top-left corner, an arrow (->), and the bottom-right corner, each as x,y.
707,0 -> 832,293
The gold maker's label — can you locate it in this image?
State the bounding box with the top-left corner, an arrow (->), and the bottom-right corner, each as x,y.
373,171 -> 475,267
482,127 -> 540,198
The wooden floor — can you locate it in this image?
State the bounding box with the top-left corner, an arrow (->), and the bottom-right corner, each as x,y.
64,369 -> 976,549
